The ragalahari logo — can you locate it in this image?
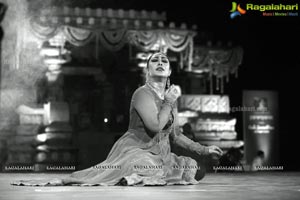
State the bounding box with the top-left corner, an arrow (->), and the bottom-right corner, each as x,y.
230,2 -> 246,19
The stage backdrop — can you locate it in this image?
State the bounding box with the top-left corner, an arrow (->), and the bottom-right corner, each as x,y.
243,90 -> 279,166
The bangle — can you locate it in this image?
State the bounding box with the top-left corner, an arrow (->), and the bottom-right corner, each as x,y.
204,146 -> 210,155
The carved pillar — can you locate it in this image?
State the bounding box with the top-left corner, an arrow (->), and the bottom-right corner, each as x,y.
0,0 -> 44,131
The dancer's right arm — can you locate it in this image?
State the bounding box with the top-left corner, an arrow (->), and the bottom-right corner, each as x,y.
132,88 -> 177,135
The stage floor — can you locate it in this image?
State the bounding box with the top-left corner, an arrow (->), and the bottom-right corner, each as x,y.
1,172 -> 299,200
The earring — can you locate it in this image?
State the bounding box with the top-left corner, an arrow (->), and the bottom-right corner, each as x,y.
145,71 -> 149,83
167,77 -> 170,89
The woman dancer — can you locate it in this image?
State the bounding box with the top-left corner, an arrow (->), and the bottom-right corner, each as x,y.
12,52 -> 222,186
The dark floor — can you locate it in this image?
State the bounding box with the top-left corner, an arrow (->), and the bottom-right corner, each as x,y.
1,172 -> 300,200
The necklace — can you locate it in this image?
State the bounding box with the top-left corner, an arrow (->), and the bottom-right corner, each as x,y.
146,82 -> 165,100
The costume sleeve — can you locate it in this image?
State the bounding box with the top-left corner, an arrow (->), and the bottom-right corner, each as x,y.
132,89 -> 173,136
170,103 -> 209,156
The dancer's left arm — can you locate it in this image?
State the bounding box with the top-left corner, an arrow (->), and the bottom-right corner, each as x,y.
170,103 -> 223,157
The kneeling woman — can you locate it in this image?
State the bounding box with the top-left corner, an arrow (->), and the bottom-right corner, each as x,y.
12,52 -> 222,186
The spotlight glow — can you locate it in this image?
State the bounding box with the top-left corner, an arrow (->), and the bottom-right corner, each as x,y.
37,134 -> 47,142
138,62 -> 147,68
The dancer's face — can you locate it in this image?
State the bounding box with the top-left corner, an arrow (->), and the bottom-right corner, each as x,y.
147,53 -> 171,78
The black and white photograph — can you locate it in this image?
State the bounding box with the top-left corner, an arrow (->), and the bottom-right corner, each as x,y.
0,0 -> 299,199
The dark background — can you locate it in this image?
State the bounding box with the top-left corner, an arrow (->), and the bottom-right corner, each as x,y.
150,0 -> 298,170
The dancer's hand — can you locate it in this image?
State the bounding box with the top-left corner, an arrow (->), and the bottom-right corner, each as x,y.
208,145 -> 223,158
165,84 -> 181,104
